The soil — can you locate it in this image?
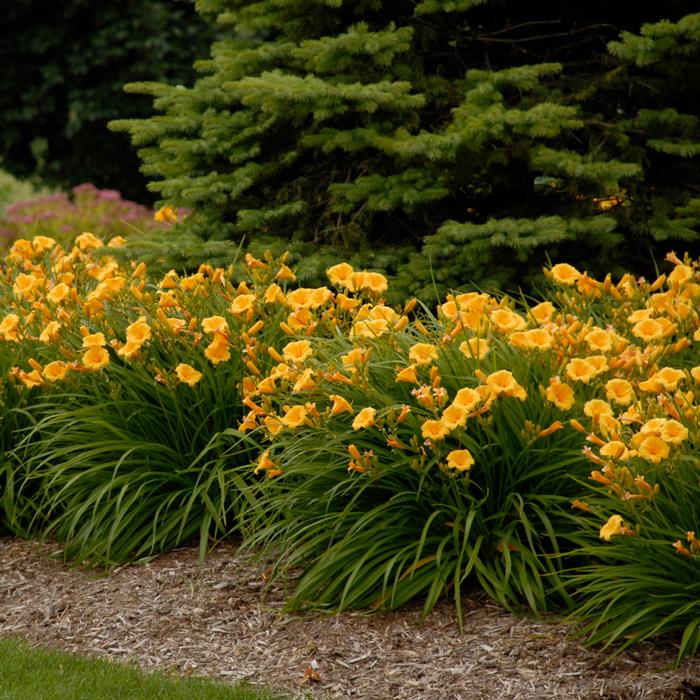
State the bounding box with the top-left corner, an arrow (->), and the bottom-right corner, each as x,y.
1,536 -> 698,699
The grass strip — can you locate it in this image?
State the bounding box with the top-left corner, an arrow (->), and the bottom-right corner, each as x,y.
0,638 -> 292,700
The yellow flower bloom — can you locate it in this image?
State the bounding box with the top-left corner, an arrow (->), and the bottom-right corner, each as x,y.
396,365 -> 419,383
632,317 -> 664,343
16,369 -> 43,388
660,419 -> 688,445
39,320 -> 62,344
329,394 -> 353,416
638,376 -> 663,393
254,450 -> 276,475
230,293 -> 256,316
244,253 -> 267,269
409,342 -> 438,366
284,288 -> 313,309
584,399 -> 613,420
32,235 -> 56,253
263,282 -> 285,305
599,441 -> 630,461
454,291 -> 494,314
13,273 -> 42,300
204,332 -> 231,365
126,318 -> 152,345
269,362 -> 294,381
165,317 -> 186,334
180,273 -> 205,292
201,315 -> 229,334
292,369 -> 316,393
175,363 -> 203,387
639,417 -> 667,435
485,370 -> 527,400
585,355 -> 609,375
326,262 -> 354,288
508,331 -> 530,350
576,273 -> 602,298
627,308 -> 653,324
117,341 -> 142,360
441,404 -> 469,429
158,291 -> 179,309
283,339 -> 313,364
43,361 -> 69,383
459,337 -> 490,360
545,378 -> 575,411
159,270 -> 179,290
530,301 -> 555,324
336,292 -> 360,312
652,367 -> 685,392
341,347 -> 370,368
82,332 -> 106,348
238,410 -> 258,433
637,435 -> 670,463
421,419 -> 449,441
108,235 -> 127,248
0,313 -> 21,342
256,376 -> 277,394
598,413 -> 621,438
452,387 -> 481,412
352,406 -> 377,430
351,318 -> 389,338
352,271 -> 388,296
154,205 -> 178,223
275,264 -> 297,282
309,286 -> 333,308
584,328 -> 615,353
565,357 -> 596,384
46,282 -> 71,305
524,328 -> 554,350
446,449 -> 475,472
490,308 -> 527,334
599,514 -> 625,541
604,378 -> 635,406
264,415 -> 284,435
281,405 -> 309,429
287,308 -> 314,331
362,304 -> 399,323
82,346 -> 110,370
74,232 -> 104,250
440,300 -> 459,321
549,263 -> 582,286
84,298 -> 105,317
667,264 -> 694,287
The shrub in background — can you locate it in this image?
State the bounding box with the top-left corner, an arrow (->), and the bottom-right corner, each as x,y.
113,2 -> 700,298
0,0 -> 217,202
0,169 -> 52,216
0,183 -> 166,250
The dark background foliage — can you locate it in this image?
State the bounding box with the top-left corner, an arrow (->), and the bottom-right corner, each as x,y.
0,0 -> 217,202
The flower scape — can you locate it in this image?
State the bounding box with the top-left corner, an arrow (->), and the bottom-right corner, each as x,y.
1,235 -> 699,665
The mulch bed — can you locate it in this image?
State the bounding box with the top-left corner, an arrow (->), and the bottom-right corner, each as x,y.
1,536 -> 698,699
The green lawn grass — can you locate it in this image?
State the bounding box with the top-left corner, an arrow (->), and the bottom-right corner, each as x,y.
0,638 -> 292,700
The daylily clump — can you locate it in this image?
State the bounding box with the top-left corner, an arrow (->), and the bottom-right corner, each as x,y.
2,236 -> 699,663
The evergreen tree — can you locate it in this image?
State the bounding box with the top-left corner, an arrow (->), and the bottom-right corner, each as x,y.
112,1 -> 700,296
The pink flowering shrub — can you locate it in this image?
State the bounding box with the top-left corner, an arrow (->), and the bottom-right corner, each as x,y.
0,183 -> 169,248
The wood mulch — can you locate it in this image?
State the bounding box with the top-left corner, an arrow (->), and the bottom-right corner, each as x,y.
0,536 -> 698,699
